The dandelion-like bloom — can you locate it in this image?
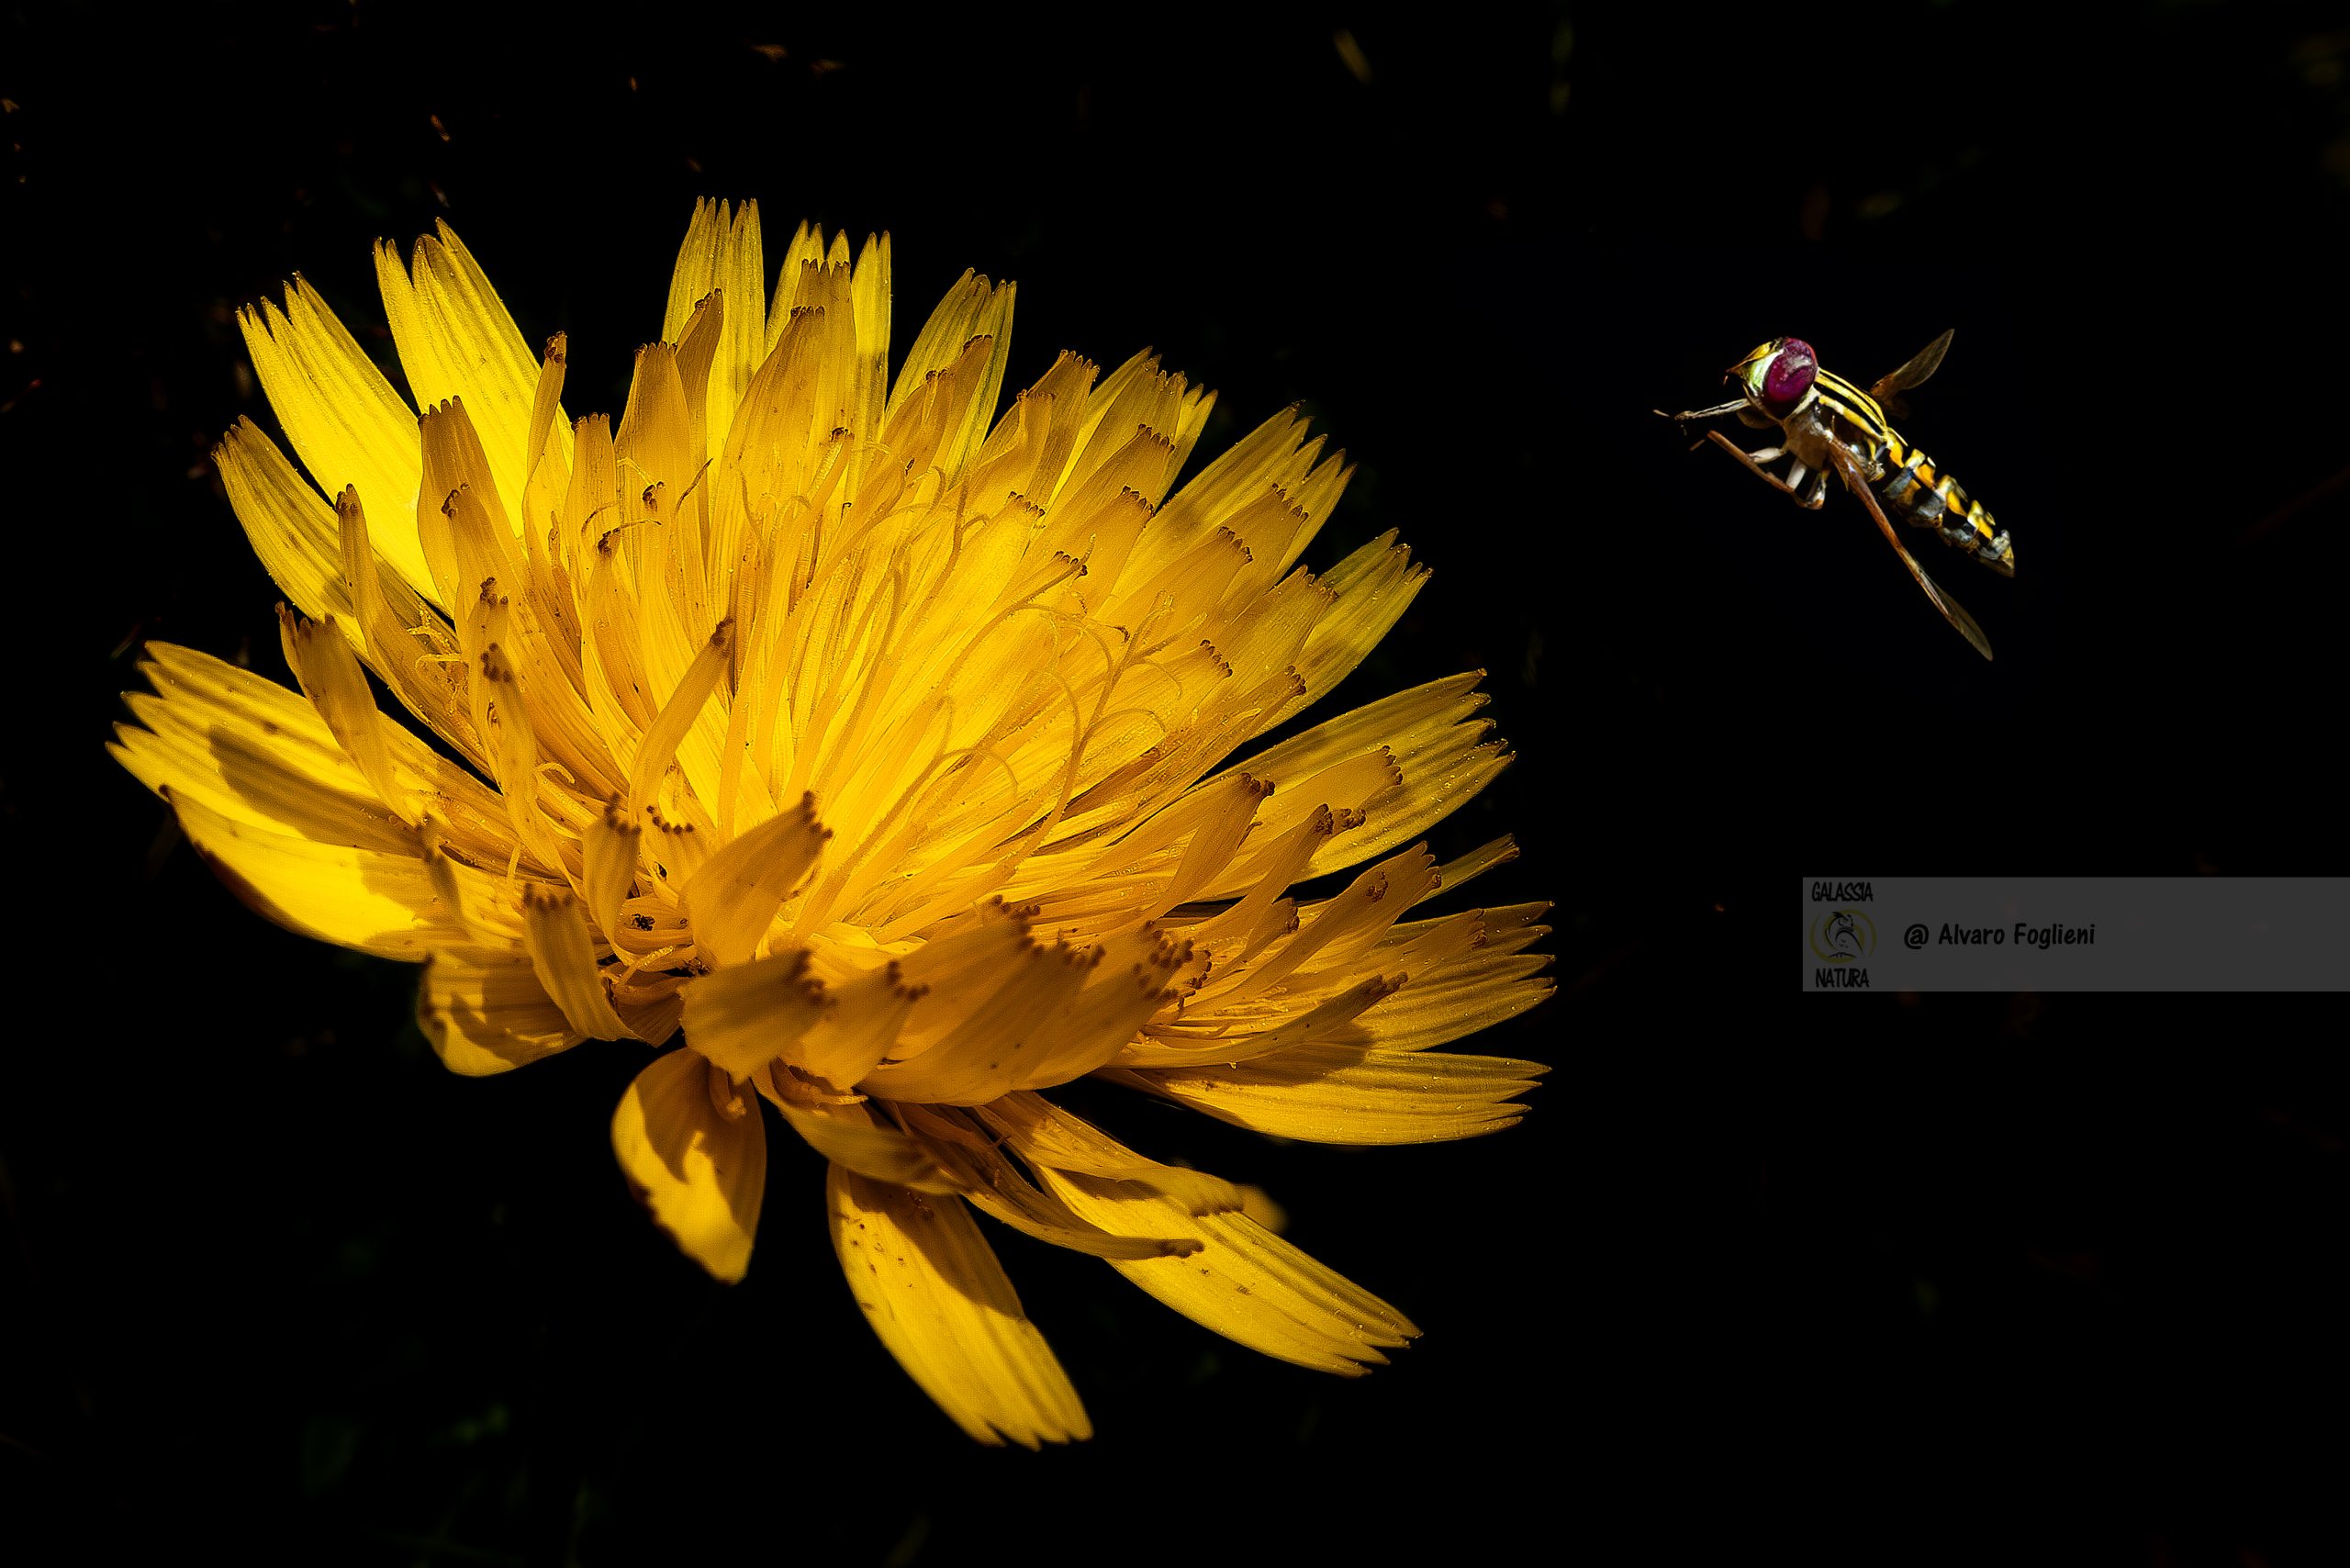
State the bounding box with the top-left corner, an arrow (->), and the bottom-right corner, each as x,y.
114,200 -> 1550,1444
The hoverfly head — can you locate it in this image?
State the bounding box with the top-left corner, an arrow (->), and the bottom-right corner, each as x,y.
1728,337 -> 1818,419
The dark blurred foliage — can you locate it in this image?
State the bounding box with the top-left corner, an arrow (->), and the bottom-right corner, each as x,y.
3,1 -> 2346,1563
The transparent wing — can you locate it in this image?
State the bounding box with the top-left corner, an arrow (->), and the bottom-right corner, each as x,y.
1869,329 -> 1954,403
1826,442 -> 1993,661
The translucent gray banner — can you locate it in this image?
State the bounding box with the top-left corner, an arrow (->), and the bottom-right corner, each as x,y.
1802,878 -> 2350,991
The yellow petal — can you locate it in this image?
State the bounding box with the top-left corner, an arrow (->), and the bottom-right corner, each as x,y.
1353,946 -> 1555,1052
519,887 -> 634,1041
663,197 -> 767,462
861,903 -> 1037,1048
419,944 -> 584,1076
1110,1046 -> 1549,1144
420,826 -> 530,948
524,331 -> 569,499
993,1101 -> 1416,1374
663,196 -> 728,342
680,793 -> 829,967
615,341 -> 700,523
581,800 -> 643,946
1120,975 -> 1400,1070
332,485 -> 489,769
679,947 -> 831,1077
278,606 -> 414,824
766,219 -> 828,349
1156,771 -> 1270,911
216,417 -> 359,632
861,944 -> 1096,1102
608,343 -> 714,710
627,618 -> 733,817
115,654 -> 407,853
986,349 -> 1093,508
1149,894 -> 1539,1075
1236,1184 -> 1288,1234
857,925 -> 1185,1106
1284,530 -> 1430,715
611,1048 -> 767,1282
152,787 -> 440,961
641,804 -> 713,891
846,231 -> 891,457
887,270 -> 1014,483
1428,835 -> 1522,899
1118,402 -> 1336,590
615,990 -> 687,1050
773,953 -> 910,1091
1310,744 -> 1512,883
375,223 -> 556,532
1190,846 -> 1439,1009
124,638 -> 511,868
709,297 -> 848,607
978,1092 -> 1244,1215
418,399 -> 520,612
1211,671 -> 1510,885
827,1166 -> 1089,1447
672,288 -> 724,470
237,279 -> 433,602
476,640 -> 571,881
1215,670 -> 1475,813
760,1089 -> 955,1193
895,1103 -> 1201,1262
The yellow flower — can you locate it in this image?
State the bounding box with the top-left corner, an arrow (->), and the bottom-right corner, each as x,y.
113,199 -> 1551,1445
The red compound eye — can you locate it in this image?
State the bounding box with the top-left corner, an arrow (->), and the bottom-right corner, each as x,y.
1763,339 -> 1817,408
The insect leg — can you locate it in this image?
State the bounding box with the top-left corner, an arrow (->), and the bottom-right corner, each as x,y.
1657,398 -> 1749,423
1655,399 -> 1750,444
1700,431 -> 1818,502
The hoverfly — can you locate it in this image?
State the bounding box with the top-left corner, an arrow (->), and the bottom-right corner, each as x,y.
1659,330 -> 2012,660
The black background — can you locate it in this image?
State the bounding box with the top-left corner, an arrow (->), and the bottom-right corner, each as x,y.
6,2 -> 2348,1563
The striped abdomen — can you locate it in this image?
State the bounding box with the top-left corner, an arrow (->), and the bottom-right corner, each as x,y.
1878,438 -> 2013,576
1812,369 -> 2014,577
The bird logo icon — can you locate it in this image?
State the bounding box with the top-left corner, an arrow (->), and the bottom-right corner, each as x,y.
1809,908 -> 1876,963
1825,913 -> 1863,959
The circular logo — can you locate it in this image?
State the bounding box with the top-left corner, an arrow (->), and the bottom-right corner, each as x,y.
1808,908 -> 1876,962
